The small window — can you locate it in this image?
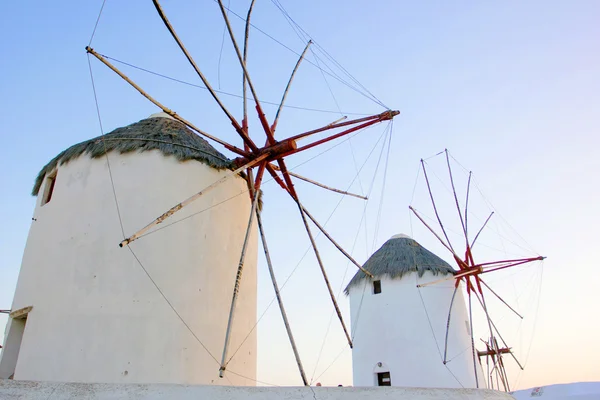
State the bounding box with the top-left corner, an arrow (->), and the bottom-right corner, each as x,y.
373,280 -> 381,294
41,171 -> 57,206
377,371 -> 391,386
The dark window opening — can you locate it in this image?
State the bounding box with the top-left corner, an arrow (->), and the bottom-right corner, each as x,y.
41,171 -> 57,206
373,280 -> 381,294
377,371 -> 391,386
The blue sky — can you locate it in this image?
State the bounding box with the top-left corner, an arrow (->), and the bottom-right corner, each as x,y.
1,0 -> 599,390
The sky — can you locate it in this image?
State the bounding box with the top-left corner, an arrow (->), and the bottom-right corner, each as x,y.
1,0 -> 600,391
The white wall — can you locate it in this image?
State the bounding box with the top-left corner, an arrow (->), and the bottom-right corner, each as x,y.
0,149 -> 257,385
349,271 -> 485,388
0,379 -> 516,400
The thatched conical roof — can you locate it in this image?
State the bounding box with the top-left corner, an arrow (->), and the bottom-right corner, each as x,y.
345,234 -> 455,293
32,114 -> 232,196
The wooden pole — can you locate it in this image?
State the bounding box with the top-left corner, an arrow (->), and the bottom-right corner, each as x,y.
470,211 -> 494,249
480,279 -> 523,319
468,293 -> 480,388
119,154 -> 268,247
215,0 -> 276,146
256,209 -> 308,385
477,282 -> 504,385
85,47 -> 246,156
220,188 -> 261,378
421,159 -> 455,253
445,150 -> 468,245
152,0 -> 259,152
443,285 -> 459,363
464,171 -> 472,240
271,166 -> 367,200
271,40 -> 312,132
300,204 -> 372,278
473,291 -> 524,370
242,0 -> 256,127
408,206 -> 464,265
296,201 -> 353,348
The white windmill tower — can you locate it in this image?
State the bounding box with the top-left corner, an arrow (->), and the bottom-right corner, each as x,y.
4,0 -> 401,389
346,234 -> 485,388
0,113 -> 258,385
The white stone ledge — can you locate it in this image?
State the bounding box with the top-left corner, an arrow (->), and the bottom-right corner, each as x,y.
0,380 -> 515,400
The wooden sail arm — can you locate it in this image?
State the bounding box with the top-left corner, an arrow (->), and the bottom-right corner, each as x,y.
472,291 -> 525,370
152,0 -> 260,153
299,204 -> 373,278
271,40 -> 313,133
479,256 -> 546,274
215,0 -> 278,147
421,159 -> 456,254
85,47 -> 248,157
270,165 -> 367,200
470,211 -> 494,249
408,206 -> 465,266
242,0 -> 256,128
119,154 -> 268,247
296,200 -> 353,349
479,278 -> 524,319
220,189 -> 261,378
256,210 -> 308,385
278,115 -> 397,160
286,110 -> 398,143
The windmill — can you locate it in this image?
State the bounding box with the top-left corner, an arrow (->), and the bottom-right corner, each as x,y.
409,149 -> 545,391
85,0 -> 398,386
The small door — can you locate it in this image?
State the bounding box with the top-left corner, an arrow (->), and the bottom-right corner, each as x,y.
377,371 -> 391,386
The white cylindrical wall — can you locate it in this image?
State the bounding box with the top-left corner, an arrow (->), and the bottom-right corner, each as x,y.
2,148 -> 257,385
349,271 -> 485,389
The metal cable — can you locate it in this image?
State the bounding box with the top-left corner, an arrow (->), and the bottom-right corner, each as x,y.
100,54 -> 369,116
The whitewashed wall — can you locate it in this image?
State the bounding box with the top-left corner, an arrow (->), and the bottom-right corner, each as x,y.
349,271 -> 485,388
0,379 -> 516,400
0,147 -> 257,385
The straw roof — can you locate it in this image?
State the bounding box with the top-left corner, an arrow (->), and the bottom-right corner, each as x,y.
32,115 -> 233,196
345,234 -> 455,293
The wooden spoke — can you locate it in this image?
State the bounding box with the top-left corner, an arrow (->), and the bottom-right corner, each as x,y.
296,200 -> 353,348
464,171 -> 472,243
421,159 -> 455,253
473,291 -> 524,370
270,165 -> 367,200
265,164 -> 289,190
299,204 -> 373,278
254,162 -> 267,192
256,210 -> 308,385
215,0 -> 277,145
86,47 -> 247,156
476,279 -> 504,382
277,158 -> 298,198
479,278 -> 523,319
119,154 -> 268,247
445,149 -> 468,241
219,188 -> 261,378
470,211 -> 494,250
287,111 -> 397,143
242,0 -> 256,127
468,293 -> 480,388
408,206 -> 463,264
152,0 -> 259,152
443,285 -> 460,364
480,256 -> 545,274
271,40 -> 312,133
